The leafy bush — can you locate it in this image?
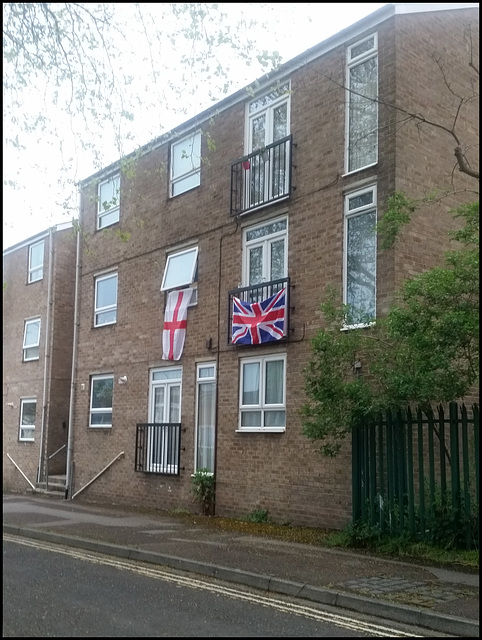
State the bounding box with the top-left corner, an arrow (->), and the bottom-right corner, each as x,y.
190,468 -> 215,516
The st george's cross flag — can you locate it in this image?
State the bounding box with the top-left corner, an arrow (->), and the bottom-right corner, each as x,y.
232,288 -> 286,345
162,288 -> 193,360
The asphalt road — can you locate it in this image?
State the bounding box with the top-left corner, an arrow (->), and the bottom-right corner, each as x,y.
2,536 -> 432,638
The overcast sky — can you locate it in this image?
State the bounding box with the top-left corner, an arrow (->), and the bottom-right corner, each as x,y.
3,3 -> 388,250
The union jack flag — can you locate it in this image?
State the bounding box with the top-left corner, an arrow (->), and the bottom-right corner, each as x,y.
232,288 -> 286,345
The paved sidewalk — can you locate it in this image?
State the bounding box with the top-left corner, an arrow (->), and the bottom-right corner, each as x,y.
3,494 -> 479,637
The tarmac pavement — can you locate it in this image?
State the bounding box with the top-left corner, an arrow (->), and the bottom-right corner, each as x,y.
3,493 -> 479,637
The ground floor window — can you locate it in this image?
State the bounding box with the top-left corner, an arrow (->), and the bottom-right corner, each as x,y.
90,374 -> 114,427
19,398 -> 36,441
148,367 -> 182,473
195,363 -> 216,472
238,354 -> 286,432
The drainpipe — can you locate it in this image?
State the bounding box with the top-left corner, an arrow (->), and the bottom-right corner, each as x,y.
65,215 -> 81,499
213,219 -> 239,513
37,226 -> 54,485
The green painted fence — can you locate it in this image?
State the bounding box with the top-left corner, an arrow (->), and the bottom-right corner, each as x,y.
352,403 -> 479,550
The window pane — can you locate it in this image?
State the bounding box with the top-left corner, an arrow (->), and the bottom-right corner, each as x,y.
153,387 -> 165,423
251,113 -> 266,150
198,366 -> 215,379
246,219 -> 287,242
90,412 -> 112,426
172,173 -> 200,196
92,378 -> 113,409
265,360 -> 284,405
248,82 -> 289,113
273,102 -> 288,141
162,248 -> 198,290
346,211 -> 376,324
270,239 -> 285,280
21,401 -> 36,425
99,177 -> 120,213
242,362 -> 260,405
169,385 -> 180,423
241,411 -> 262,427
264,410 -> 286,427
172,134 -> 201,178
29,241 -> 44,281
348,191 -> 374,211
97,276 -> 117,308
98,209 -> 120,229
350,37 -> 375,60
24,321 -> 40,347
249,246 -> 263,285
348,57 -> 377,172
153,369 -> 182,381
197,382 -> 215,472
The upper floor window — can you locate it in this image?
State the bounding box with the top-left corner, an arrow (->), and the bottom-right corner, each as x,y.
97,175 -> 120,229
170,131 -> 201,197
343,185 -> 377,327
243,217 -> 287,287
94,272 -> 118,326
28,240 -> 44,283
161,246 -> 198,304
238,354 -> 286,432
90,374 -> 114,428
345,34 -> 378,173
19,398 -> 36,441
23,318 -> 40,361
246,82 -> 291,206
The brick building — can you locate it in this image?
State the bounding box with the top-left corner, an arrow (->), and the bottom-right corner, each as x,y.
4,4 -> 478,529
3,223 -> 76,492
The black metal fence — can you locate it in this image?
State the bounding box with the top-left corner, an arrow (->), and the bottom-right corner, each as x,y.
230,135 -> 292,216
352,403 -> 479,549
135,423 -> 182,475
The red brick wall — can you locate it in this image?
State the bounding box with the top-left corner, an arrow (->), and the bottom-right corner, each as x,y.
70,7 -> 478,529
3,226 -> 76,487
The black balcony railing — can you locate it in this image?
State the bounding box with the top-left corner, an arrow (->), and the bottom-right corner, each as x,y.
230,135 -> 292,216
135,423 -> 182,475
228,277 -> 290,346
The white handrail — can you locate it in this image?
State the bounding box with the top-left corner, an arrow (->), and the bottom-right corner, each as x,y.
48,443 -> 67,461
71,452 -> 125,499
7,453 -> 36,490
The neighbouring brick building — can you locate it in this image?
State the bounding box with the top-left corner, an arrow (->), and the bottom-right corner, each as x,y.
4,4 -> 478,529
3,223 -> 76,492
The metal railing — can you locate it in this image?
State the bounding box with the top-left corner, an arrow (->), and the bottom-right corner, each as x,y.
230,135 -> 292,216
135,423 -> 182,475
227,277 -> 290,346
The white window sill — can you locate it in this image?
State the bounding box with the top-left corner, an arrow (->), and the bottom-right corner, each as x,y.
236,427 -> 285,434
341,321 -> 375,331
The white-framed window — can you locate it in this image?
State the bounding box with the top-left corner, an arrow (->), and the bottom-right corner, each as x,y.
28,240 -> 44,283
23,318 -> 40,361
97,174 -> 120,229
94,272 -> 118,326
345,33 -> 378,174
161,246 -> 198,304
343,185 -> 377,327
90,374 -> 114,428
243,217 -> 287,287
238,354 -> 286,432
195,363 -> 216,473
170,131 -> 201,197
19,398 -> 36,441
246,81 -> 291,205
148,367 -> 182,473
